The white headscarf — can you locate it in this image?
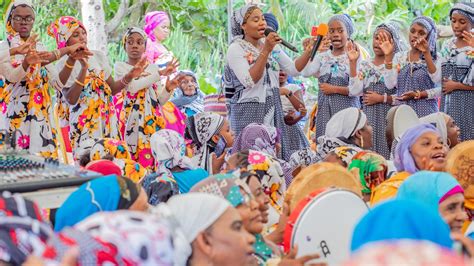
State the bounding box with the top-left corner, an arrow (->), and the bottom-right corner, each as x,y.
165,193 -> 231,260
420,113 -> 449,145
325,108 -> 368,139
150,129 -> 195,174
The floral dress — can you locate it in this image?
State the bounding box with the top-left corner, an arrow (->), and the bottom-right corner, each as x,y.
302,50 -> 361,139
114,62 -> 171,169
89,138 -> 147,182
0,41 -> 60,158
349,60 -> 397,159
440,38 -> 474,141
56,51 -> 119,156
145,41 -> 187,136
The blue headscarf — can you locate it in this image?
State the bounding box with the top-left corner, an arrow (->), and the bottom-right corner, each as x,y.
394,123 -> 439,174
54,175 -> 139,231
351,199 -> 453,252
329,14 -> 355,37
450,2 -> 474,26
397,171 -> 463,213
264,13 -> 279,32
170,70 -> 204,115
411,16 -> 437,60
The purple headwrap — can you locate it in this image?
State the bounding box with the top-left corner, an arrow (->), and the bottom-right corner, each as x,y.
231,123 -> 280,157
144,11 -> 169,42
394,123 -> 439,174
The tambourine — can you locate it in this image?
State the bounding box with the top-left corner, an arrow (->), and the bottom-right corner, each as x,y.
283,188 -> 368,265
285,162 -> 362,212
445,140 -> 474,204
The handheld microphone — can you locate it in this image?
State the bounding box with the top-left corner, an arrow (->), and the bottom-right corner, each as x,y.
310,23 -> 329,62
264,28 -> 299,53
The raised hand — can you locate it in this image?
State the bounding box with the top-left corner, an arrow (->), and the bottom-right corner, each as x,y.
346,40 -> 359,62
127,56 -> 148,80
159,58 -> 179,77
263,32 -> 282,54
462,31 -> 474,47
70,48 -> 93,61
24,50 -> 49,65
378,31 -> 394,56
67,42 -> 88,55
320,37 -> 331,52
165,73 -> 185,93
302,37 -> 315,53
414,38 -> 429,54
298,107 -> 307,117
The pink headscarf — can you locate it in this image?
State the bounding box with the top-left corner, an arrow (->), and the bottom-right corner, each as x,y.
47,16 -> 86,49
144,11 -> 169,42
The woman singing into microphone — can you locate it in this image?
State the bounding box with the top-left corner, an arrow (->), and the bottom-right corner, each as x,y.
224,4 -> 313,161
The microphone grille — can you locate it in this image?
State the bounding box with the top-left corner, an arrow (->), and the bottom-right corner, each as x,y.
264,28 -> 274,36
317,23 -> 329,35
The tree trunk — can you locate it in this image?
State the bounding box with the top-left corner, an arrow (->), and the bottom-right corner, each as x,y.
80,0 -> 108,55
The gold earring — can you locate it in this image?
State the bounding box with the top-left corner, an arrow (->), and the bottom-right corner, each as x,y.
360,136 -> 364,148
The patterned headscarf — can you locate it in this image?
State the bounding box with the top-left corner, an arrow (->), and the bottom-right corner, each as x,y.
170,70 -> 205,114
3,0 -> 34,48
232,123 -> 279,157
185,112 -> 225,172
122,26 -> 147,49
47,16 -> 85,49
411,16 -> 437,60
329,14 -> 355,37
230,4 -> 258,39
144,11 -> 169,42
190,172 -> 251,207
0,192 -> 51,265
0,191 -> 45,221
150,129 -> 195,174
348,151 -> 388,194
289,147 -> 317,169
0,216 -> 53,265
450,2 -> 474,26
397,171 -> 464,213
89,138 -> 147,182
76,211 -> 175,266
246,150 -> 286,214
394,123 -> 440,174
42,227 -> 124,265
375,23 -> 407,53
54,175 -> 140,231
141,130 -> 193,206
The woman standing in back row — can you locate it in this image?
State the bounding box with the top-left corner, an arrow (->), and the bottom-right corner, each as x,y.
224,4 -> 313,161
0,0 -> 85,158
440,2 -> 474,141
301,14 -> 361,140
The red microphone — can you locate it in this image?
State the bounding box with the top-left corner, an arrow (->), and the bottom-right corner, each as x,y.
310,23 -> 329,61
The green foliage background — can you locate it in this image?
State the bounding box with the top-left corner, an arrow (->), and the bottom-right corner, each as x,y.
0,0 -> 457,94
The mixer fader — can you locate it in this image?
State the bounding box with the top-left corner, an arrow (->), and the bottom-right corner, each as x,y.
0,151 -> 102,208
